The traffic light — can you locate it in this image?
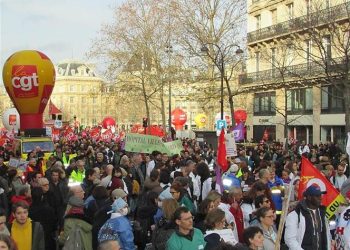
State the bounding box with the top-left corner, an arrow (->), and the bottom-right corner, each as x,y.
142,117 -> 148,128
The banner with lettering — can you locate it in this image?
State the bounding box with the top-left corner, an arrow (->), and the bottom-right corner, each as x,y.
298,157 -> 346,219
125,133 -> 183,155
164,140 -> 183,155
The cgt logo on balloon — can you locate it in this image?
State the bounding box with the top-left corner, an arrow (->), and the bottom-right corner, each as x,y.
11,65 -> 39,98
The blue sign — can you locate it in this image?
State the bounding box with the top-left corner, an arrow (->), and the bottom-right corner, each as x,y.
216,119 -> 227,130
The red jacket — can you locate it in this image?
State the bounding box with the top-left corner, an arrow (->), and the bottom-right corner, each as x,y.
230,205 -> 244,243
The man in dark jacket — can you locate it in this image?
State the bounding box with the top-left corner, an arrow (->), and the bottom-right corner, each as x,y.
49,168 -> 69,228
284,185 -> 331,250
81,168 -> 98,199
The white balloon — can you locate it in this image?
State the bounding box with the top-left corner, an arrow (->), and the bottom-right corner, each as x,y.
2,108 -> 20,131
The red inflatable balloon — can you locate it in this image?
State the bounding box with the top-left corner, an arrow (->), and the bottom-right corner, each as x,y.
234,109 -> 247,123
171,108 -> 187,130
102,117 -> 116,130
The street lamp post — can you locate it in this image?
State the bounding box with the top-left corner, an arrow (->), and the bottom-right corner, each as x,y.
200,44 -> 243,125
166,45 -> 173,134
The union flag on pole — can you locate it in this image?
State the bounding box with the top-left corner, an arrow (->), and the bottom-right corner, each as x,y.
298,156 -> 346,219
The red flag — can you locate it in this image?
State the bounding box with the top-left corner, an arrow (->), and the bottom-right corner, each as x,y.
101,129 -> 113,142
217,129 -> 228,172
298,156 -> 345,218
89,126 -> 101,141
63,127 -> 75,141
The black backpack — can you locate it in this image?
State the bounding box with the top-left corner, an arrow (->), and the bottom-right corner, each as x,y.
91,201 -> 112,250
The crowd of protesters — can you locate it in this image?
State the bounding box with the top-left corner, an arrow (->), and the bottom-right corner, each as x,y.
0,135 -> 349,250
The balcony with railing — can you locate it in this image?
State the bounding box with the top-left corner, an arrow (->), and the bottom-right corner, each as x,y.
248,2 -> 350,44
239,57 -> 347,85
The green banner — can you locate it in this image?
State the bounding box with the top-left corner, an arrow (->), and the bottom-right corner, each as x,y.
164,140 -> 184,156
125,133 -> 183,155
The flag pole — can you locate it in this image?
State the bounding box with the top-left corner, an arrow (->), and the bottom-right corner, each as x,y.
274,177 -> 294,250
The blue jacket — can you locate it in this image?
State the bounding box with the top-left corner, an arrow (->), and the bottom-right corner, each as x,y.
99,214 -> 135,250
268,177 -> 284,212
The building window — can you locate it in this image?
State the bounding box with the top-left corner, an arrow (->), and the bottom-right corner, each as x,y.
70,85 -> 74,92
70,97 -> 74,103
255,14 -> 261,30
254,92 -> 276,115
287,3 -> 294,19
92,118 -> 96,125
82,97 -> 86,104
322,35 -> 331,61
92,97 -> 97,104
286,44 -> 294,65
271,48 -> 276,77
287,88 -> 313,114
305,40 -> 312,67
321,86 -> 344,113
255,52 -> 260,72
271,9 -> 277,25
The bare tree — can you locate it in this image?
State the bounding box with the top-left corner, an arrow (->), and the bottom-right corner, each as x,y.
89,0 -> 176,128
173,0 -> 246,123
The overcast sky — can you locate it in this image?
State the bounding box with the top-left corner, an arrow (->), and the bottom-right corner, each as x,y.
0,0 -> 123,75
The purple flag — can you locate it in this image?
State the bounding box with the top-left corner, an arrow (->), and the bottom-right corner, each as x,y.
232,122 -> 245,141
215,164 -> 224,194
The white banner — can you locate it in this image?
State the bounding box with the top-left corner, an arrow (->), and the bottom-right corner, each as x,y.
225,133 -> 237,157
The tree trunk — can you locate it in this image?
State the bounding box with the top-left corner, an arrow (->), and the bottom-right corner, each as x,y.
160,84 -> 167,131
141,78 -> 151,134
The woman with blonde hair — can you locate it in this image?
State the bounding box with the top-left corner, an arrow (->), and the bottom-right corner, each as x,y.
151,198 -> 178,250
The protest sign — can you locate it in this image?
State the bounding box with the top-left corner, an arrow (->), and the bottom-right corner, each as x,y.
125,134 -> 184,155
205,229 -> 237,245
125,133 -> 167,154
164,140 -> 183,155
225,133 -> 237,157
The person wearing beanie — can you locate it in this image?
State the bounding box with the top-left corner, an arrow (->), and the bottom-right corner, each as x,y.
98,198 -> 134,250
111,188 -> 128,202
335,182 -> 350,250
59,195 -> 93,250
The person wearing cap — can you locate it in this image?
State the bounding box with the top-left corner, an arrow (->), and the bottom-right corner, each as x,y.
284,185 -> 332,250
98,198 -> 134,250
